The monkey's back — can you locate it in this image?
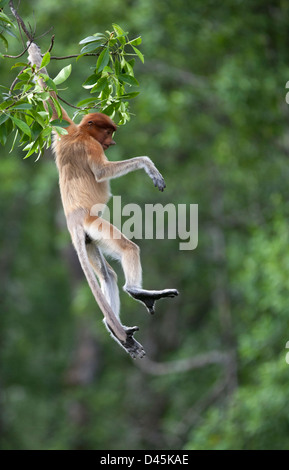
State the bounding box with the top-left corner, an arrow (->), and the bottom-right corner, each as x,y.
53,131 -> 110,218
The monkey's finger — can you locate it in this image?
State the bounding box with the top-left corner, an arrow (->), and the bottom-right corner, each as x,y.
153,175 -> 166,191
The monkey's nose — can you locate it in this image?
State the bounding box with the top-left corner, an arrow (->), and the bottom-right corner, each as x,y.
111,140 -> 116,146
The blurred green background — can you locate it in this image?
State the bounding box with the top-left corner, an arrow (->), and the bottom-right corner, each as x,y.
1,0 -> 289,450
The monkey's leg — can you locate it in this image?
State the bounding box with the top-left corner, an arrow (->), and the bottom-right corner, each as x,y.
86,239 -> 120,319
73,226 -> 145,359
85,216 -> 179,314
85,238 -> 145,358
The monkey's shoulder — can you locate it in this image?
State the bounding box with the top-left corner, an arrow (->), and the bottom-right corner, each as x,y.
55,133 -> 104,160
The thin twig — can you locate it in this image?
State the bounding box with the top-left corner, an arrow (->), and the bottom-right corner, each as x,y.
57,95 -> 81,110
48,34 -> 55,53
49,53 -> 100,60
35,27 -> 54,41
3,41 -> 32,59
9,0 -> 33,41
9,65 -> 28,93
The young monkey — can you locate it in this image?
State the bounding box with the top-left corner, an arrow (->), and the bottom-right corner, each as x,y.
28,43 -> 178,358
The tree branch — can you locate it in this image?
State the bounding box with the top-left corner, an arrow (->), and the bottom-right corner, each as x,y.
6,2 -> 102,62
137,350 -> 230,375
47,34 -> 55,53
49,53 -> 100,60
9,0 -> 34,42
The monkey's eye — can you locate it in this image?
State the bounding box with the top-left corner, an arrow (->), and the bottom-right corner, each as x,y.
88,121 -> 93,125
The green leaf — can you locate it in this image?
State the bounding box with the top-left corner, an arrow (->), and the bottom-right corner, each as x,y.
82,73 -> 101,89
102,65 -> 113,74
43,76 -> 58,93
132,46 -> 144,63
18,72 -> 32,81
77,97 -> 97,107
112,24 -> 127,44
0,113 -> 9,125
10,128 -> 19,153
27,110 -> 46,128
29,121 -> 43,140
90,77 -> 108,93
0,98 -> 14,110
53,126 -> 68,136
118,74 -> 139,87
115,59 -> 121,76
120,91 -> 140,100
124,60 -> 134,76
102,103 -> 117,117
11,62 -> 28,69
11,116 -> 31,137
23,140 -> 39,159
41,127 -> 53,139
0,11 -> 13,25
51,119 -> 70,128
96,48 -> 110,72
0,33 -> 8,50
79,34 -> 105,44
10,103 -> 33,110
53,64 -> 72,85
80,41 -> 103,54
99,84 -> 110,100
41,52 -> 50,69
129,37 -> 142,46
51,96 -> 63,119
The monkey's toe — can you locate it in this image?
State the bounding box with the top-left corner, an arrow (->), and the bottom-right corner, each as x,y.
124,338 -> 146,359
164,289 -> 179,298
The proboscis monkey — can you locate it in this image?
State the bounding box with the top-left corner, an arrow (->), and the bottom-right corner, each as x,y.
28,43 -> 178,358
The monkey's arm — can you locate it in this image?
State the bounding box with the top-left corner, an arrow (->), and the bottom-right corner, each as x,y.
90,156 -> 166,191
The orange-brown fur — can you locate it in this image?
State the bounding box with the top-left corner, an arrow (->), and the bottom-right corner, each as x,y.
53,115 -> 114,217
27,42 -> 178,359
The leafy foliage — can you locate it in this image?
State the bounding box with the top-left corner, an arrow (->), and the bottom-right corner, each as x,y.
0,22 -> 143,158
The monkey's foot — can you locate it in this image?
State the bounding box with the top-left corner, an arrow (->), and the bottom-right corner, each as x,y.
106,321 -> 145,359
122,326 -> 146,359
125,287 -> 179,315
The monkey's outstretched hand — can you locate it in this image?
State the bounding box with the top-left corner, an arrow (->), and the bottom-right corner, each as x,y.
152,170 -> 166,192
142,156 -> 166,192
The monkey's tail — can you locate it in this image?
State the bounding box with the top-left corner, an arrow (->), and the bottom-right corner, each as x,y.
71,225 -> 127,343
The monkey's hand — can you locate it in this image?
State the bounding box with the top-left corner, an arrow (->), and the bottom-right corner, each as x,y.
142,157 -> 166,192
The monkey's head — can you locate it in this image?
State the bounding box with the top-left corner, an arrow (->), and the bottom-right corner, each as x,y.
79,113 -> 117,150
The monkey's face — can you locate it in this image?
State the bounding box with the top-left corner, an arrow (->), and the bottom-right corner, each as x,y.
86,123 -> 116,150
98,127 -> 117,150
81,114 -> 117,150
